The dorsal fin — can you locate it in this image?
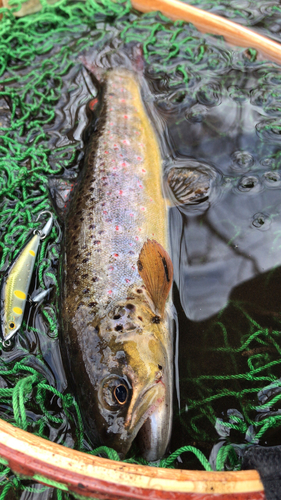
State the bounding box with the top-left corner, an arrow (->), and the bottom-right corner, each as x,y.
137,240 -> 173,316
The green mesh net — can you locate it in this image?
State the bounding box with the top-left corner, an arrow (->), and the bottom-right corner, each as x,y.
1,0 -> 281,497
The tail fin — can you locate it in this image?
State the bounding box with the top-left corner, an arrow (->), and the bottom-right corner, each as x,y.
79,44 -> 144,82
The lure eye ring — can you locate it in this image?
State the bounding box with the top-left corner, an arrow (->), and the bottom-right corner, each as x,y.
113,384 -> 129,405
8,321 -> 15,330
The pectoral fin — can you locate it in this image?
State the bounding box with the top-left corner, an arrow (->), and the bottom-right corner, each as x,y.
137,240 -> 173,317
49,177 -> 77,219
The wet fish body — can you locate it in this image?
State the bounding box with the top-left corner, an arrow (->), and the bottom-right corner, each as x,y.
61,68 -> 173,460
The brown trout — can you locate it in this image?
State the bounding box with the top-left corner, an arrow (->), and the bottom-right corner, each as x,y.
60,65 -> 173,460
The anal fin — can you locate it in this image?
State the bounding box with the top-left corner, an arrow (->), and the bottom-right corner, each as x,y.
137,240 -> 173,317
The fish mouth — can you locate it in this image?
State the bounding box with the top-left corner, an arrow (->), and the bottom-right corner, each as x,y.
125,380 -> 171,461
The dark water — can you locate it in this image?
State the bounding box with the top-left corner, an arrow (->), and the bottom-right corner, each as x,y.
2,0 -> 281,478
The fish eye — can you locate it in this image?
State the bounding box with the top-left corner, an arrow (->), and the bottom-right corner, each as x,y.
100,375 -> 131,409
113,384 -> 128,405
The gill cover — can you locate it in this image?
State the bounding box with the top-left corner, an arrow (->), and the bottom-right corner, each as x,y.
0,213 -> 53,341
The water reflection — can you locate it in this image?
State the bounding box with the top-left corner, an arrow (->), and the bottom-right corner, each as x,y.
161,70 -> 281,321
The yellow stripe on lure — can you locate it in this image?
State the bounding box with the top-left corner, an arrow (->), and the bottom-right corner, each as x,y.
0,212 -> 53,342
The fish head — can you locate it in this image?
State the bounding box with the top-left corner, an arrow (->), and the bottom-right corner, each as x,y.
95,293 -> 172,461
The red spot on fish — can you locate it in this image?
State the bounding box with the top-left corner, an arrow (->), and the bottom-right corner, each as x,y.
121,99 -> 126,103
130,213 -> 134,217
103,211 -> 108,215
142,169 -> 146,172
114,254 -> 119,257
138,228 -> 142,231
122,162 -> 126,167
126,279 -> 130,283
132,266 -> 135,270
136,236 -> 139,241
137,157 -> 142,161
109,108 -> 113,111
116,226 -> 119,230
113,167 -> 117,170
108,290 -> 112,294
119,190 -> 123,195
105,151 -> 109,154
140,144 -> 144,147
110,122 -> 113,126
89,98 -> 98,111
141,207 -> 145,211
120,154 -> 123,157
124,115 -> 128,119
114,144 -> 118,148
139,185 -> 143,189
109,266 -> 113,271
123,140 -> 128,144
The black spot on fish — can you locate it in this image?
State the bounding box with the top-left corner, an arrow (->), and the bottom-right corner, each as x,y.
75,267 -> 80,272
158,364 -> 162,370
92,277 -> 99,282
82,274 -> 88,279
115,325 -> 123,332
93,240 -> 101,245
137,260 -> 143,272
74,225 -> 79,230
152,316 -> 161,324
113,314 -> 121,320
89,224 -> 96,230
138,316 -> 143,321
80,217 -> 84,221
82,288 -> 90,294
126,304 -> 135,311
82,258 -> 89,263
89,302 -> 97,307
128,250 -> 134,255
136,288 -> 143,294
82,245 -> 87,250
75,254 -> 80,259
98,230 -> 104,235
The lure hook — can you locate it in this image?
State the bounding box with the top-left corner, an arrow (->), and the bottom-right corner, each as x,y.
33,211 -> 54,240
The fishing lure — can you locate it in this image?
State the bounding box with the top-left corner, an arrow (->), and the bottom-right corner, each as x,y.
0,211 -> 53,343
